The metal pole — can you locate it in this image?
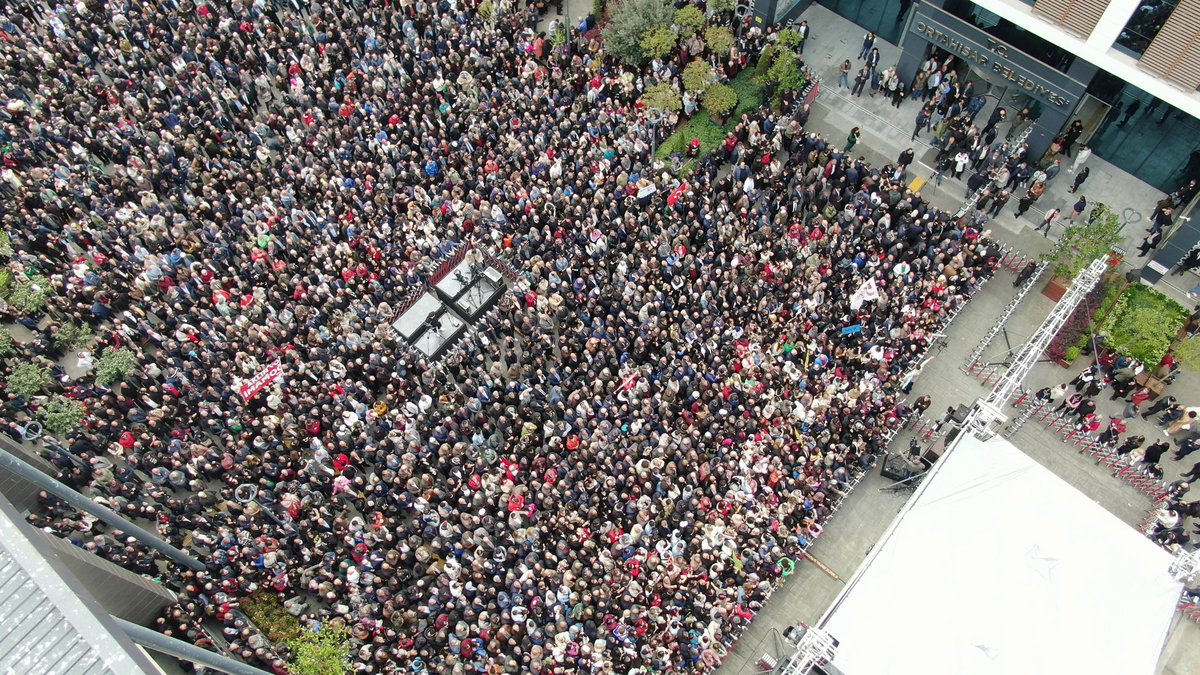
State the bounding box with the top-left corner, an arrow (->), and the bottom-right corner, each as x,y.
0,448 -> 207,572
115,618 -> 275,675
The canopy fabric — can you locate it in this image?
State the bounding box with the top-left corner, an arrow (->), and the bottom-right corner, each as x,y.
821,433 -> 1181,675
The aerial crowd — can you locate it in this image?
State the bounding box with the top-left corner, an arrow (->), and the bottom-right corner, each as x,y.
0,0 -> 1003,672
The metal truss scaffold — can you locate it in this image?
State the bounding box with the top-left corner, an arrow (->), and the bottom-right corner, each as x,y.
965,257 -> 1108,439
778,627 -> 839,675
961,260 -> 1050,373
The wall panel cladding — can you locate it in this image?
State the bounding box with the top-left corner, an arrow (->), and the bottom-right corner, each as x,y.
1033,0 -> 1110,37
1137,0 -> 1200,89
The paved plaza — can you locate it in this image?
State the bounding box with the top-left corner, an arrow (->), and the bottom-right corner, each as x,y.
698,4 -> 1200,674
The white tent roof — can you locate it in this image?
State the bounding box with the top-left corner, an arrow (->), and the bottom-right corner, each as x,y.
821,433 -> 1182,675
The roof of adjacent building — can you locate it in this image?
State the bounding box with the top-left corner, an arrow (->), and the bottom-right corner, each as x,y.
0,493 -> 160,674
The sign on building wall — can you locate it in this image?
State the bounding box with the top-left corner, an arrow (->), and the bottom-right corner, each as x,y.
908,7 -> 1084,110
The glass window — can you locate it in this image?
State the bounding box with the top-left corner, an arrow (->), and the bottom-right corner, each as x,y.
943,0 -> 1075,73
1085,76 -> 1200,192
815,0 -> 914,45
1114,0 -> 1179,58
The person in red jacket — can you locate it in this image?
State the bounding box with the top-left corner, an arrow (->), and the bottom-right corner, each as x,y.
1098,416 -> 1127,445
1125,387 -> 1152,418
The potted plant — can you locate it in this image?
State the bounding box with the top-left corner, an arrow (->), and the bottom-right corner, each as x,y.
704,26 -> 734,58
4,273 -> 54,316
602,0 -> 674,64
673,6 -> 705,37
701,83 -> 737,124
52,322 -> 94,353
289,624 -> 353,675
94,347 -> 138,387
0,328 -> 14,359
640,24 -> 677,61
6,362 -> 51,399
765,48 -> 806,109
39,395 -> 87,437
683,59 -> 714,94
1040,203 -> 1123,301
639,82 -> 681,113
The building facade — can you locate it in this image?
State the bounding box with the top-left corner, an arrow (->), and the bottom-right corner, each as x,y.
752,0 -> 1200,196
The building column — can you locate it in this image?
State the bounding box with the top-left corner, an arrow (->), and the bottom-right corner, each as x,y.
750,0 -> 779,27
1085,0 -> 1141,51
1142,220 -> 1200,284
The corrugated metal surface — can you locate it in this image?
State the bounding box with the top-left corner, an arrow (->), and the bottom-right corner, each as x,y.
0,550 -> 113,675
1033,0 -> 1110,37
1137,0 -> 1200,89
32,530 -> 175,625
0,491 -> 159,674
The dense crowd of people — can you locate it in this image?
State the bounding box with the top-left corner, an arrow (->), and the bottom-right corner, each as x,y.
1,0 -> 1001,672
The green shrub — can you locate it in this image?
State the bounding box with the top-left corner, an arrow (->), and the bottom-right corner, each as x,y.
0,232 -> 12,258
1041,203 -> 1123,279
0,328 -> 13,358
766,48 -> 807,91
1099,284 -> 1188,367
777,28 -> 804,49
683,59 -> 715,93
640,24 -> 678,60
702,83 -> 738,119
243,592 -> 351,675
241,592 -> 306,645
550,23 -> 569,49
593,0 -> 607,21
53,323 -> 94,351
655,70 -> 764,168
603,0 -> 675,64
705,25 -> 734,56
5,273 -> 53,315
640,82 -> 681,112
1064,346 -> 1080,363
674,6 -> 705,37
7,362 -> 50,398
729,69 -> 764,117
39,395 -> 86,436
289,625 -> 353,675
94,347 -> 138,387
753,44 -> 776,81
478,0 -> 493,20
710,0 -> 734,12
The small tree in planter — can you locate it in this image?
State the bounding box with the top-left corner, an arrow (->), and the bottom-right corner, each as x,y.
1039,203 -> 1123,301
289,625 -> 353,675
550,23 -> 569,51
710,0 -> 734,12
0,328 -> 13,359
674,6 -> 705,37
702,83 -> 738,123
7,362 -> 51,399
39,395 -> 86,437
5,274 -> 54,315
94,347 -> 138,387
640,24 -> 677,60
705,26 -> 734,57
766,49 -> 806,93
640,82 -> 682,113
0,232 -> 13,258
683,59 -> 715,93
603,0 -> 675,64
776,28 -> 804,50
53,323 -> 94,352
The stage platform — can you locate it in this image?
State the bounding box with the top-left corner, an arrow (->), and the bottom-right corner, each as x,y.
433,253 -> 506,321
